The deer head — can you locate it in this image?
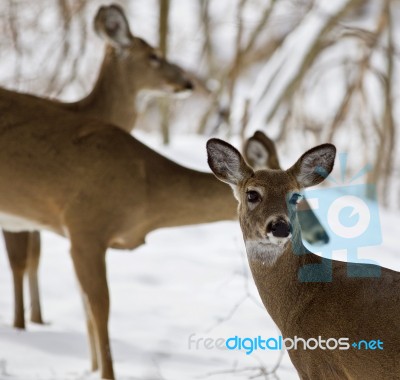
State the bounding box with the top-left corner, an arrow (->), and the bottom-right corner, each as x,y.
94,4 -> 193,95
243,131 -> 330,245
207,138 -> 336,264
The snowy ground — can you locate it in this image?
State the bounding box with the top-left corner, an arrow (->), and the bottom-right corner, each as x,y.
0,133 -> 399,380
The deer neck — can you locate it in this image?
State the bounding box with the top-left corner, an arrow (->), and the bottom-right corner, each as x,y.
148,162 -> 238,229
67,47 -> 138,132
245,223 -> 326,334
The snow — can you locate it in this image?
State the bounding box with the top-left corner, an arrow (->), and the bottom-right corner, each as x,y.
0,133 -> 399,380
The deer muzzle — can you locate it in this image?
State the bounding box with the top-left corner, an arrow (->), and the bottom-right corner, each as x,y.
266,218 -> 292,245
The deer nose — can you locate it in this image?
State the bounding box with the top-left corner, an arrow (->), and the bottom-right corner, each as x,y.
184,80 -> 194,91
267,220 -> 291,238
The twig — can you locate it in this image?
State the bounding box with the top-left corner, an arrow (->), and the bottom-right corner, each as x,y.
198,0 -> 216,75
199,350 -> 284,380
158,0 -> 171,145
7,0 -> 22,86
380,0 -> 395,205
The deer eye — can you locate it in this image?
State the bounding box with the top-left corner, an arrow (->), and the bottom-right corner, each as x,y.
149,53 -> 161,67
289,193 -> 303,205
246,190 -> 261,203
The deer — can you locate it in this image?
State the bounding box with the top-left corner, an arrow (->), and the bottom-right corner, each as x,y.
243,130 -> 329,245
4,3 -> 193,330
0,86 -> 237,379
207,138 -> 400,380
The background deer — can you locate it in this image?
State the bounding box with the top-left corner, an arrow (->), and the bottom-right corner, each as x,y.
207,138 -> 400,380
243,130 -> 329,245
4,3 -> 193,330
0,83 -> 238,379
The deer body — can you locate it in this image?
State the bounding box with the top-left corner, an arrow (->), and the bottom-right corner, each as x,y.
0,87 -> 235,241
207,138 -> 400,380
0,86 -> 235,379
0,91 -> 233,243
5,4 -> 192,329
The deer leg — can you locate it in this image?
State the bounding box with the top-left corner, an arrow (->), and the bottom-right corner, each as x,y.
3,230 -> 30,329
26,231 -> 44,324
82,291 -> 99,371
70,241 -> 114,380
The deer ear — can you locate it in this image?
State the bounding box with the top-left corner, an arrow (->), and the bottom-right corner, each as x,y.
244,131 -> 281,170
288,144 -> 336,188
207,139 -> 253,186
94,4 -> 133,47
244,138 -> 269,170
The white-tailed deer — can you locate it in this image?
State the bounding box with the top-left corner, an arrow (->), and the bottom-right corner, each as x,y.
0,87 -> 237,379
4,4 -> 193,330
243,131 -> 329,245
207,139 -> 400,379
